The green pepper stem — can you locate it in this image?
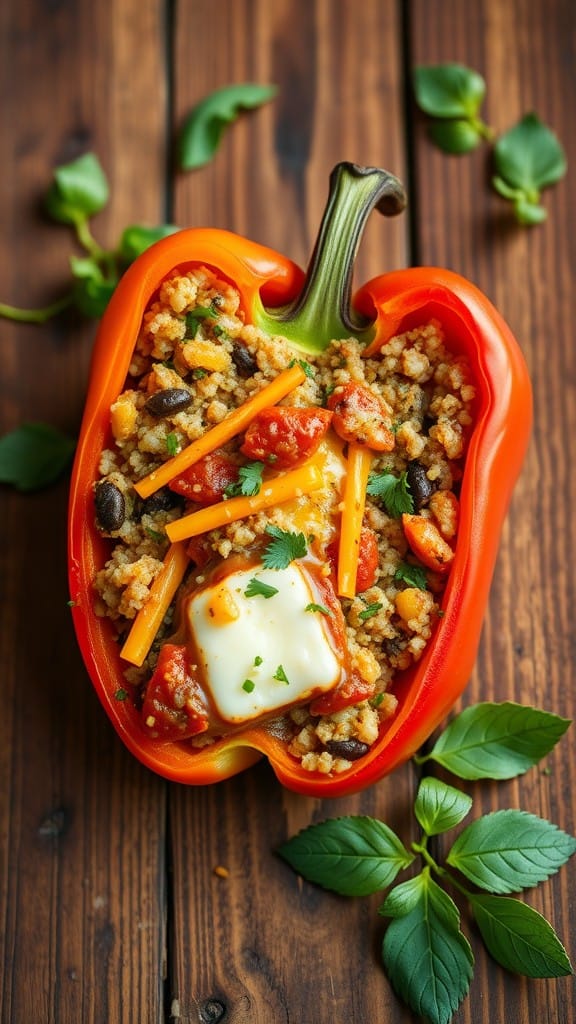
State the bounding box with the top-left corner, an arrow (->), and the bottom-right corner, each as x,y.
256,162 -> 406,353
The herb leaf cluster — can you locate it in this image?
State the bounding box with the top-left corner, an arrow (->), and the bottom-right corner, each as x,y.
279,701 -> 574,1024
413,63 -> 566,224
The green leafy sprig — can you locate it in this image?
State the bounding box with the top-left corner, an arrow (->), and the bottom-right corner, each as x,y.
413,63 -> 566,225
279,701 -> 575,1024
0,152 -> 178,324
179,83 -> 278,171
0,422 -> 76,491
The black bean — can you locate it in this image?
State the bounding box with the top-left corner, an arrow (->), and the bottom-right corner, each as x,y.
145,388 -> 193,417
325,739 -> 370,761
95,481 -> 126,532
142,488 -> 184,515
231,343 -> 258,378
406,460 -> 436,511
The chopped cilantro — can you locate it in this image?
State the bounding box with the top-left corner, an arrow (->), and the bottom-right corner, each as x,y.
366,469 -> 414,518
224,460 -> 264,498
114,688 -> 128,701
145,526 -> 166,544
305,602 -> 332,616
289,357 -> 314,378
273,664 -> 290,684
254,655 -> 263,667
244,577 -> 279,599
370,692 -> 385,708
165,432 -> 179,457
261,524 -> 308,570
358,602 -> 383,622
242,679 -> 255,693
184,305 -> 219,338
394,562 -> 428,590
192,367 -> 208,379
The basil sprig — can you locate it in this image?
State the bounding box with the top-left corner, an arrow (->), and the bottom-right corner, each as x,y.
279,701 -> 575,1024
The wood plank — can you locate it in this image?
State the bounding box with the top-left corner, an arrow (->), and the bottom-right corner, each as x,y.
168,2 -> 415,1022
0,1 -> 169,1021
410,0 -> 576,1020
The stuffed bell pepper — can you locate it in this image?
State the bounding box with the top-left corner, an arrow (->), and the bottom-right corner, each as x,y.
68,163 -> 532,796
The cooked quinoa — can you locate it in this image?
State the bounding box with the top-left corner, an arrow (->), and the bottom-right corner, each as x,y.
93,265 -> 476,775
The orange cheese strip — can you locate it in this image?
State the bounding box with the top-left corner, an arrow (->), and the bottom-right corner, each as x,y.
337,443 -> 372,599
134,363 -> 307,499
166,460 -> 323,542
120,541 -> 189,667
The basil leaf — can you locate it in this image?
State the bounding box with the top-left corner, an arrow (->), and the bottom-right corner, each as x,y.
446,810 -> 576,893
381,872 -> 474,1024
414,778 -> 473,837
278,816 -> 414,897
179,83 -> 278,170
413,63 -> 486,120
429,118 -> 483,154
418,701 -> 571,779
44,152 -> 109,224
469,893 -> 573,977
0,423 -> 76,491
493,112 -> 567,195
118,224 -> 180,262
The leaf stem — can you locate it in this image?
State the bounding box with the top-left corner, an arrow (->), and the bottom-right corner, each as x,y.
0,292 -> 74,323
74,215 -> 107,261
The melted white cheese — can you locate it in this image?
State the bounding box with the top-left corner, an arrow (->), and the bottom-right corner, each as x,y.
186,563 -> 340,723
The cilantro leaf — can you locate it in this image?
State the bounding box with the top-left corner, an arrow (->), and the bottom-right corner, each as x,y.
0,423 -> 76,491
224,461 -> 264,498
278,816 -> 414,896
366,470 -> 413,517
446,810 -> 576,894
305,602 -> 332,616
380,871 -> 474,1024
165,432 -> 179,457
492,112 -> 567,225
358,602 -> 383,622
273,664 -> 290,684
244,577 -> 279,599
44,152 -> 109,225
416,701 -> 571,779
184,305 -> 219,339
179,83 -> 278,171
118,224 -> 180,262
394,561 -> 428,589
469,894 -> 573,977
261,524 -> 307,570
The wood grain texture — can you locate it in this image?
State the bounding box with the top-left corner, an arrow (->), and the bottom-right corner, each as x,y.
0,0 -> 575,1022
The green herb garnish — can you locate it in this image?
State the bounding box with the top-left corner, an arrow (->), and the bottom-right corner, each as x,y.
279,702 -> 575,1024
492,113 -> 567,225
394,562 -> 428,590
178,83 -> 278,171
261,525 -> 308,570
366,470 -> 413,518
184,305 -> 219,339
413,63 -> 494,154
0,423 -> 76,492
358,602 -> 383,622
253,655 -> 263,667
242,679 -> 255,693
288,357 -> 315,379
224,461 -> 265,498
305,602 -> 332,616
273,665 -> 290,684
244,577 -> 279,600
165,432 -> 179,457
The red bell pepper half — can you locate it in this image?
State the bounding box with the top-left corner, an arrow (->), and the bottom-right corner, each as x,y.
68,163 -> 532,796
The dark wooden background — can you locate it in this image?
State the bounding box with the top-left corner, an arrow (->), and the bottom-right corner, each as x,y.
1,1 -> 575,1021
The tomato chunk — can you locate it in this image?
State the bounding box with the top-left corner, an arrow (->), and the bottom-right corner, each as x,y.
168,451 -> 238,504
327,525 -> 379,593
309,671 -> 376,716
327,382 -> 395,451
240,406 -> 332,468
141,644 -> 209,740
402,513 -> 455,574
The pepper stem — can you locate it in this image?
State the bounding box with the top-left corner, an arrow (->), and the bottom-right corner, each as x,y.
256,162 -> 406,353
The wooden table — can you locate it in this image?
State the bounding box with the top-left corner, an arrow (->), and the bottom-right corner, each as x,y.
1,1 -> 574,1021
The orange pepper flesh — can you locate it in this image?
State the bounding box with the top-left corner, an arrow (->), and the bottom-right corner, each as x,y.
68,167 -> 532,796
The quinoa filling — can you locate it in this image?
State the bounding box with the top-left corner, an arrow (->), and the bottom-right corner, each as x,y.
92,264 -> 476,776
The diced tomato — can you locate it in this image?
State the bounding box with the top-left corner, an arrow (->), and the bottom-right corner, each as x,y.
327,382 -> 395,451
401,513 -> 455,574
240,405 -> 332,468
168,451 -> 238,504
141,644 -> 209,740
309,671 -> 376,716
326,526 -> 379,593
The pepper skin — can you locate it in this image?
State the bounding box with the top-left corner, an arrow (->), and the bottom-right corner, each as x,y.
68,163 -> 532,797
